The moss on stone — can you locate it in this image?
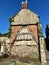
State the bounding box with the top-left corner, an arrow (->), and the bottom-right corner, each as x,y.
15,60 -> 29,65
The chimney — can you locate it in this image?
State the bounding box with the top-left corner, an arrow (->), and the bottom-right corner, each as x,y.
22,0 -> 28,9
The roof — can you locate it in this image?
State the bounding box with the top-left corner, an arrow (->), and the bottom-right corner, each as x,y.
10,9 -> 39,25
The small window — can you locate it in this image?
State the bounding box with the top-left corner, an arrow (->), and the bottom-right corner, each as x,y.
16,33 -> 33,41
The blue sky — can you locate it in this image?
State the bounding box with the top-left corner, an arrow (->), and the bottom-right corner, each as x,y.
0,0 -> 49,37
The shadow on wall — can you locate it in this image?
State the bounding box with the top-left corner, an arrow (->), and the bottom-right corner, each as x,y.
46,25 -> 49,51
46,39 -> 49,51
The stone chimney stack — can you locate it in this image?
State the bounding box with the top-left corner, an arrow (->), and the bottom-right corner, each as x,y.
22,0 -> 28,9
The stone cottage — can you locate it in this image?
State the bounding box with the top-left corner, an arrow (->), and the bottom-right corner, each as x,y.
0,1 -> 46,65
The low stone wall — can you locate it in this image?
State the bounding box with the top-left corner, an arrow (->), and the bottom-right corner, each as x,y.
39,37 -> 47,65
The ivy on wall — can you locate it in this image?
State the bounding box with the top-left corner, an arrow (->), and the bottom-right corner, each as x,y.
9,18 -> 14,22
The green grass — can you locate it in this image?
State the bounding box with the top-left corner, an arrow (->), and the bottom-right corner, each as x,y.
16,61 -> 29,65
19,58 -> 40,63
15,58 -> 40,65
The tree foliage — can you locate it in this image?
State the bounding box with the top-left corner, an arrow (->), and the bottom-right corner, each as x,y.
0,27 -> 11,37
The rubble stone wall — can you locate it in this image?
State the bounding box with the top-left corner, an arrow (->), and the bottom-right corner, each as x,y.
11,41 -> 39,59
